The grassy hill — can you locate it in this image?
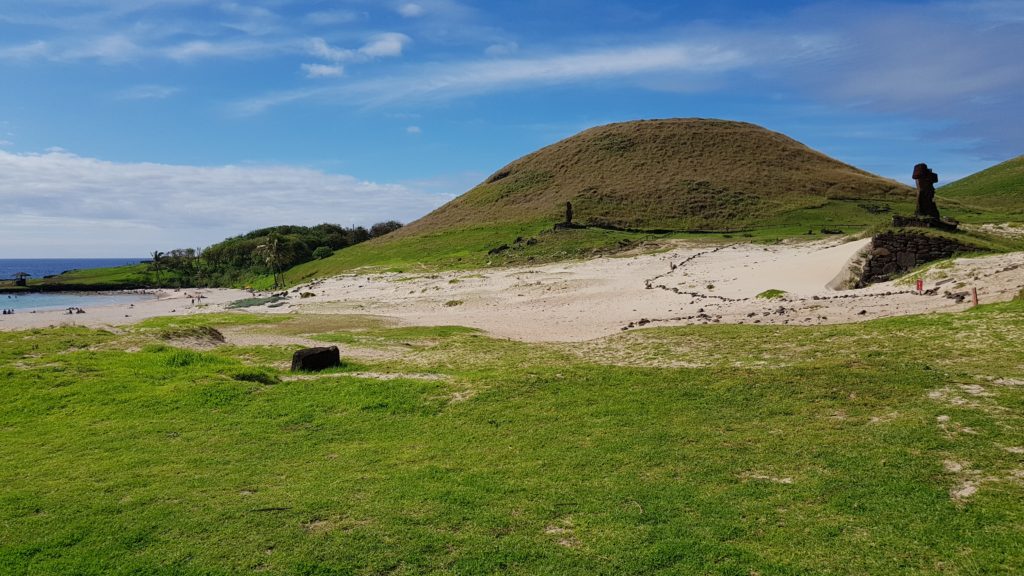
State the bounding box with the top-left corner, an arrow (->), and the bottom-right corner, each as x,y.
287,119 -> 916,280
938,155 -> 1024,219
398,118 -> 911,235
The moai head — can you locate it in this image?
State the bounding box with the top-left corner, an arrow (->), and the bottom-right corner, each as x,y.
912,163 -> 938,188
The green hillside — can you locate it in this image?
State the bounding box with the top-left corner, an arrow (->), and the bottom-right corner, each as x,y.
938,155 -> 1024,218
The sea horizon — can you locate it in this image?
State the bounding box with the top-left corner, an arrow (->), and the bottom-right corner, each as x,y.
0,258 -> 146,281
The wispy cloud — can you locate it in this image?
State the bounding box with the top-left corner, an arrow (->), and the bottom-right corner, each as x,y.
305,10 -> 364,26
397,3 -> 426,18
116,84 -> 182,100
0,40 -> 50,61
1,34 -> 145,63
484,41 -> 518,57
358,33 -> 412,58
0,148 -> 451,256
301,63 -> 344,78
163,38 -> 283,61
218,2 -> 282,36
777,2 -> 1024,158
236,39 -> 752,113
306,33 -> 413,63
307,37 -> 354,62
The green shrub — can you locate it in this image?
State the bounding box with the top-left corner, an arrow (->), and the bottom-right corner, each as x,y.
227,296 -> 286,309
230,368 -> 279,385
312,246 -> 334,260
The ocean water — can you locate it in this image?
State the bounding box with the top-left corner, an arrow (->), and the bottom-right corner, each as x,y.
1,292 -> 152,312
0,258 -> 144,280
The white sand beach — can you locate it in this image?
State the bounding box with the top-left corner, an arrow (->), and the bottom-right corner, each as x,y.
0,288 -> 251,331
2,238 -> 1022,342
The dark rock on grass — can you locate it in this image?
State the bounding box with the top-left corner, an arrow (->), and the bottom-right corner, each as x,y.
291,346 -> 342,372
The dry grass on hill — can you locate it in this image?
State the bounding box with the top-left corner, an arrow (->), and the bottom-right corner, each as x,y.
396,118 -> 913,236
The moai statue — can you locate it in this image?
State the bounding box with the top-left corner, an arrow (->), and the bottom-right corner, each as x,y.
912,163 -> 941,219
565,201 -> 574,225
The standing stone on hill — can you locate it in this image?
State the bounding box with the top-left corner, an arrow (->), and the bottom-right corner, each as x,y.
291,346 -> 342,372
913,163 -> 941,219
565,201 -> 574,225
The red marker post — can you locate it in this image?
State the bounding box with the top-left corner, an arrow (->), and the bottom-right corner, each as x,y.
916,278 -> 923,293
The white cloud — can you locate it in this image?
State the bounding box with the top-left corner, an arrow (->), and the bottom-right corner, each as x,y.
218,2 -> 281,35
117,84 -> 181,100
397,3 -> 425,18
0,140 -> 12,148
406,125 -> 422,134
305,10 -> 363,25
0,40 -> 50,61
307,37 -> 353,62
0,148 -> 451,257
484,41 -> 518,57
358,33 -> 412,58
304,34 -> 410,66
302,63 -> 344,78
235,39 -> 750,113
0,36 -> 145,63
60,34 -> 142,63
164,39 -> 278,61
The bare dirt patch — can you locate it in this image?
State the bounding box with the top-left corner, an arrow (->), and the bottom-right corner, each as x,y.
302,520 -> 333,534
543,517 -> 580,548
740,472 -> 794,484
281,371 -> 449,382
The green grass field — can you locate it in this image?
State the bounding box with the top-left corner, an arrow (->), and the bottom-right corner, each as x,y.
3,299 -> 1023,574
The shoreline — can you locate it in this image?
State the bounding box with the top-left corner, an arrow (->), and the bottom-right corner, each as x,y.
0,287 -> 253,330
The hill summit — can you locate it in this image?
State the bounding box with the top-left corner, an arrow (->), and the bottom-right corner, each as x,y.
399,118 -> 912,236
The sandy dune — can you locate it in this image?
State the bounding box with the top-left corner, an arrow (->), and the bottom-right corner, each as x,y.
281,237 -> 1024,342
2,238 -> 1021,342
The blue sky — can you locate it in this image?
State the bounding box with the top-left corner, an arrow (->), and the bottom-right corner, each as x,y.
1,0 -> 1022,256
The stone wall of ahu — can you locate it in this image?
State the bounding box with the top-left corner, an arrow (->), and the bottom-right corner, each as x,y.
858,231 -> 977,286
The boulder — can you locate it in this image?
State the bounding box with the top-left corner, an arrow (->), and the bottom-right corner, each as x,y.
291,346 -> 342,372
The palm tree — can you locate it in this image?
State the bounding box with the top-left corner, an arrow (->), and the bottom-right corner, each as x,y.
255,234 -> 283,288
149,250 -> 165,287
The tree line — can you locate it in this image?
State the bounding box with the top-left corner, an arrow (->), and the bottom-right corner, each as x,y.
147,221 -> 402,288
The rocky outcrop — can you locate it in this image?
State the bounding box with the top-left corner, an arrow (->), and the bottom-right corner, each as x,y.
859,231 -> 978,286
